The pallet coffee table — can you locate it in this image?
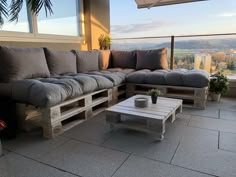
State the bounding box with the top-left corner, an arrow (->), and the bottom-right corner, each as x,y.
105,95 -> 182,140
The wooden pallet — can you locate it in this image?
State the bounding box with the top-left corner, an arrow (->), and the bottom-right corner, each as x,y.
112,84 -> 126,104
17,89 -> 113,138
126,84 -> 208,109
106,95 -> 183,140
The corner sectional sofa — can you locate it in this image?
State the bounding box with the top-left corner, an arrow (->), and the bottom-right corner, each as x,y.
0,46 -> 209,138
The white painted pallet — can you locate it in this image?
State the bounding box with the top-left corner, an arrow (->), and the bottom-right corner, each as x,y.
17,89 -> 113,138
106,95 -> 182,140
126,83 -> 208,109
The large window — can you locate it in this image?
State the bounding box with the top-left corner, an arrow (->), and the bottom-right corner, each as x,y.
0,0 -> 31,33
37,0 -> 79,36
0,0 -> 82,41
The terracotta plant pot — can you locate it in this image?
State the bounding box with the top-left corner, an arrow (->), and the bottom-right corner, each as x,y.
211,93 -> 221,102
151,96 -> 158,104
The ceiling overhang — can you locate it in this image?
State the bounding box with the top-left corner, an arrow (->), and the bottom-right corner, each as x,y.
135,0 -> 207,9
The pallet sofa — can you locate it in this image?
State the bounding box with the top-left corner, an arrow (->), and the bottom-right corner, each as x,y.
0,46 -> 209,138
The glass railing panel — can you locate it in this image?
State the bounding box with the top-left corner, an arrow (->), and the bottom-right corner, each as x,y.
174,35 -> 236,77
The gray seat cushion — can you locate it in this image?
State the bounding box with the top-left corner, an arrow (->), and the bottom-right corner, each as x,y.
75,50 -> 99,73
0,46 -> 50,82
81,74 -> 114,89
165,70 -> 185,86
111,50 -> 136,69
44,48 -> 77,75
145,70 -> 168,85
126,69 -> 151,84
105,68 -> 135,75
182,69 -> 209,88
136,48 -> 168,70
60,73 -> 113,93
126,69 -> 209,88
12,78 -> 83,107
87,71 -> 126,86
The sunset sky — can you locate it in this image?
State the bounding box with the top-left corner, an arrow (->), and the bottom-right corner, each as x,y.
110,0 -> 236,38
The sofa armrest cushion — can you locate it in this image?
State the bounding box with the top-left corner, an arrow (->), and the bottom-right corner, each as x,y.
111,50 -> 136,69
0,46 -> 50,82
75,50 -> 99,73
44,48 -> 77,75
136,48 -> 168,70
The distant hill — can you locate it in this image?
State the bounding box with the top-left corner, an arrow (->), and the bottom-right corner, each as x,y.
112,38 -> 236,50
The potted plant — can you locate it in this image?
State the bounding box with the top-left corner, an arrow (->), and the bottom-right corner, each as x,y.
147,89 -> 161,104
0,120 -> 6,156
98,34 -> 111,50
209,72 -> 229,102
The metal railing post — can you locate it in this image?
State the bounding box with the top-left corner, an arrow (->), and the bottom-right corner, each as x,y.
170,35 -> 175,70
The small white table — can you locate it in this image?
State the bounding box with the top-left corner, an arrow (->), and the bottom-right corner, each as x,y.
106,95 -> 182,140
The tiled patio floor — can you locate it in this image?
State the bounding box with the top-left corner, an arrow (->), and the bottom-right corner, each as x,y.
1,97 -> 236,177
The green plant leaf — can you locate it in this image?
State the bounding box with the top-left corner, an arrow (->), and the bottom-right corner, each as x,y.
9,0 -> 23,22
0,0 -> 8,27
27,0 -> 53,16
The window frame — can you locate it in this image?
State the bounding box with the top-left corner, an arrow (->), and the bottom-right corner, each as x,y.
0,0 -> 84,43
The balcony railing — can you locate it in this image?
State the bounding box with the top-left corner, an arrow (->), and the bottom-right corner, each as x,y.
111,33 -> 236,77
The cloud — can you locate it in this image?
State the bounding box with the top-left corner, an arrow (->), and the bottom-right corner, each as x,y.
217,12 -> 236,17
111,21 -> 172,34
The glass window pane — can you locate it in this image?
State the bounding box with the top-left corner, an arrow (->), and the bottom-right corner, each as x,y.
0,0 -> 30,33
37,0 -> 79,36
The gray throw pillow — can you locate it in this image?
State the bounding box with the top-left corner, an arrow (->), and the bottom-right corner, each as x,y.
111,50 -> 136,69
0,46 -> 50,82
136,48 -> 168,70
44,48 -> 77,75
75,50 -> 99,73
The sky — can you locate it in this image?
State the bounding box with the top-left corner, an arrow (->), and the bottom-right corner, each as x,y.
1,0 -> 235,38
110,0 -> 236,38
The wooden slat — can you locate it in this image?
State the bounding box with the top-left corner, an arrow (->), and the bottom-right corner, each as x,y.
113,105 -> 171,117
116,102 -> 174,113
106,107 -> 165,120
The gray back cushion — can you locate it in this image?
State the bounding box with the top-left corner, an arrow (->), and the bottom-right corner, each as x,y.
0,46 -> 50,82
75,50 -> 99,73
44,48 -> 77,75
111,50 -> 136,69
136,48 -> 168,70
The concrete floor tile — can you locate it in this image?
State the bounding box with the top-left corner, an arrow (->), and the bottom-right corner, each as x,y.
103,129 -> 179,163
0,153 -> 77,177
220,109 -> 236,121
2,131 -> 69,159
220,132 -> 236,153
172,133 -> 236,177
183,107 -> 219,119
113,155 -> 213,177
219,97 -> 236,111
62,119 -> 117,145
39,140 -> 129,177
189,116 -> 236,133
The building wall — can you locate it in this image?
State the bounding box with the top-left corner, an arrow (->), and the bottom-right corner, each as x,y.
82,0 -> 110,50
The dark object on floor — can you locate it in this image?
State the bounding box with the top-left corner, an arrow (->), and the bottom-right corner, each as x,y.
0,97 -> 17,139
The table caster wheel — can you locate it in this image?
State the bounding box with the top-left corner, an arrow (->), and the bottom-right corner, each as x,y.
156,135 -> 164,141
